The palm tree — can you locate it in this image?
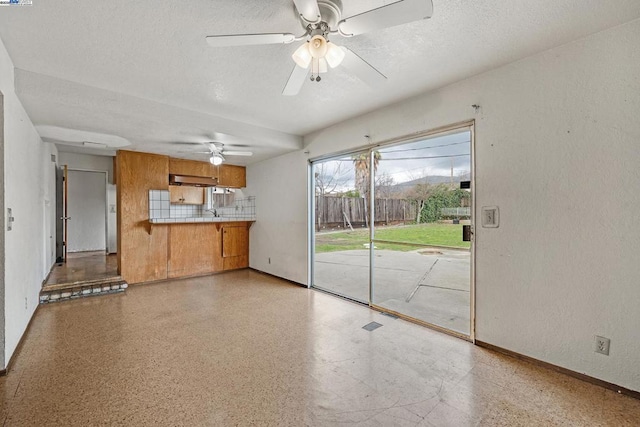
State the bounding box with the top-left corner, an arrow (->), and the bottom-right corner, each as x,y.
352,151 -> 381,199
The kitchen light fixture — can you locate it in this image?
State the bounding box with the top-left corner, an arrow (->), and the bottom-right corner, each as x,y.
210,153 -> 224,166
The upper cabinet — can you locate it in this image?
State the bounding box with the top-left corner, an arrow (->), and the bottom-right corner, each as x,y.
218,165 -> 246,188
169,186 -> 204,205
168,157 -> 246,188
169,158 -> 214,178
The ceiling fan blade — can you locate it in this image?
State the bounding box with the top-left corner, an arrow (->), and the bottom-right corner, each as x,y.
340,47 -> 387,87
223,151 -> 253,157
282,65 -> 309,96
293,0 -> 321,23
338,0 -> 433,36
171,141 -> 203,145
209,132 -> 252,148
206,33 -> 296,47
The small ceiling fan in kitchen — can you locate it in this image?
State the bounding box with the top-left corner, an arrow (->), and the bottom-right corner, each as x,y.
205,0 -> 434,95
181,141 -> 253,165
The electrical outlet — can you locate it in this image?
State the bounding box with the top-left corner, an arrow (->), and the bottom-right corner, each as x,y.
595,336 -> 610,355
268,257 -> 271,264
24,297 -> 28,310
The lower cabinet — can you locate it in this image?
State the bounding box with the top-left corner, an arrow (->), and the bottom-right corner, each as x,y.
222,224 -> 249,270
167,224 -> 222,278
167,222 -> 250,278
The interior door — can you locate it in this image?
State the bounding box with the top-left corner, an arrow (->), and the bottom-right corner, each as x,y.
67,170 -> 107,253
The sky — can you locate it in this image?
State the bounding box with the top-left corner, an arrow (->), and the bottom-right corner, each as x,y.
314,130 -> 471,193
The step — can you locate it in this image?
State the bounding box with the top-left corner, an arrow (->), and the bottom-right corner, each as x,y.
40,276 -> 128,304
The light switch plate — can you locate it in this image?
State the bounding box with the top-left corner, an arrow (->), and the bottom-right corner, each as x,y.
7,208 -> 14,231
481,206 -> 499,228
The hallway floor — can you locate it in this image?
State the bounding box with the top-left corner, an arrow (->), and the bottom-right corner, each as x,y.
4,270 -> 639,426
43,251 -> 118,287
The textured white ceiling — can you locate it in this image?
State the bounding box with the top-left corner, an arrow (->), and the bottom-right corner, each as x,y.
0,0 -> 639,163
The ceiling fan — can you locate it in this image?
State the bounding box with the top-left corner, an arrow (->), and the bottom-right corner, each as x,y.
206,0 -> 434,95
184,142 -> 253,166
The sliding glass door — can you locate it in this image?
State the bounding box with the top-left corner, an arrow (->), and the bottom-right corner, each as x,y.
311,153 -> 370,303
370,130 -> 472,336
310,125 -> 474,337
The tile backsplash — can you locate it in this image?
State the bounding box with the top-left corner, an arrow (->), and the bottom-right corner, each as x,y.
149,190 -> 255,221
171,204 -> 203,217
149,190 -> 170,219
203,196 -> 256,219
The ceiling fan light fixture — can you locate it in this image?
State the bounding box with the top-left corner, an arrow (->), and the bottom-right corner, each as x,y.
325,41 -> 345,68
210,154 -> 224,166
308,35 -> 328,58
318,58 -> 328,73
292,42 -> 312,68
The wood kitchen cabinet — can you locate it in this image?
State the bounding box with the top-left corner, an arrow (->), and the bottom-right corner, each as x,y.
169,158 -> 215,178
222,224 -> 249,270
117,148 -> 251,285
169,186 -> 204,205
168,224 -> 223,278
218,164 -> 246,188
168,157 -> 246,188
167,222 -> 250,277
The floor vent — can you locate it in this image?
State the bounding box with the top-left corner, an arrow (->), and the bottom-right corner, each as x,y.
362,321 -> 383,331
380,312 -> 399,319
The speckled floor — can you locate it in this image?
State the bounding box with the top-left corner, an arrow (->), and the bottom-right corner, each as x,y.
3,270 -> 639,426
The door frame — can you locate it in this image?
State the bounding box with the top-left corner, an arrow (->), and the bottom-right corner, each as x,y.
308,146 -> 373,304
308,120 -> 476,341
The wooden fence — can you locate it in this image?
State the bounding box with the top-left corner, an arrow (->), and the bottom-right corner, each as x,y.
315,196 -> 418,230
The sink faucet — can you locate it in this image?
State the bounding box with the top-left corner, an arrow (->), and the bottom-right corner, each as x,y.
213,209 -> 219,217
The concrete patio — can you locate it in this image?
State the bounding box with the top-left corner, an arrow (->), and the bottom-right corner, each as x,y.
314,248 -> 471,335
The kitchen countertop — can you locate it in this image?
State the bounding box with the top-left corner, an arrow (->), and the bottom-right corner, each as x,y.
149,217 -> 255,224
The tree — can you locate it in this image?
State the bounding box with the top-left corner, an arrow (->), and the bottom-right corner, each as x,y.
418,185 -> 469,223
314,161 -> 352,196
374,171 -> 395,199
352,151 -> 381,200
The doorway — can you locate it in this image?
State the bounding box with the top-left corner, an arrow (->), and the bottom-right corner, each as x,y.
66,170 -> 108,253
46,167 -> 120,290
310,124 -> 474,338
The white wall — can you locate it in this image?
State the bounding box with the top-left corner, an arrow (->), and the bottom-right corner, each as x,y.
0,37 -> 58,367
247,19 -> 640,391
58,152 -> 114,183
67,170 -> 106,252
41,136 -> 58,277
58,152 -> 117,253
246,151 -> 308,284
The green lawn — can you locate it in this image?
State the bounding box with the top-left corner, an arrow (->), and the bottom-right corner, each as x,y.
315,223 -> 470,253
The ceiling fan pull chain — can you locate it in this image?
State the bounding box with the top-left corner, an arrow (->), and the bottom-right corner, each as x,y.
310,58 -> 321,82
